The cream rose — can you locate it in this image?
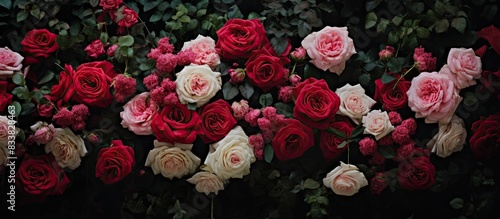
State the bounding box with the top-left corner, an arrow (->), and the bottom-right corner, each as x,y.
175,64 -> 222,107
442,48 -> 482,89
120,92 -> 159,135
362,110 -> 395,140
204,126 -> 255,180
145,140 -> 200,179
427,115 -> 467,158
181,35 -> 220,69
45,128 -> 87,170
323,162 -> 368,196
187,171 -> 226,195
0,47 -> 23,77
336,84 -> 376,124
0,116 -> 11,147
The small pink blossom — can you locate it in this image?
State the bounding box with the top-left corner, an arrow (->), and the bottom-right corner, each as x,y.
158,37 -> 174,54
176,49 -> 196,66
378,46 -> 395,61
107,44 -> 118,57
114,74 -> 137,103
245,108 -> 261,127
278,86 -> 292,103
290,47 -> 307,62
413,46 -> 437,72
257,118 -> 272,132
231,100 -> 249,120
359,137 -> 378,156
143,74 -> 159,91
369,152 -> 386,165
156,53 -> 177,73
147,48 -> 163,60
378,135 -> 394,147
30,122 -> 56,145
84,39 -> 105,58
53,107 -> 73,127
161,78 -> 176,92
401,118 -> 417,135
289,74 -> 302,86
388,111 -> 402,125
163,92 -> 179,105
262,107 -> 277,120
395,143 -> 415,161
392,125 -> 411,145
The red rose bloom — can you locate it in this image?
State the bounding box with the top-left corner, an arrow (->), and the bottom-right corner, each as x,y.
319,120 -> 354,160
292,78 -> 341,130
245,47 -> 289,92
198,100 -> 237,143
151,102 -> 201,144
272,119 -> 314,161
99,0 -> 123,10
72,61 -> 117,107
0,80 -> 12,112
374,78 -> 411,111
470,114 -> 500,160
49,64 -> 75,108
20,29 -> 59,64
481,70 -> 500,101
116,7 -> 138,28
16,154 -> 70,196
397,156 -> 436,190
216,18 -> 268,59
95,140 -> 135,184
370,173 -> 388,195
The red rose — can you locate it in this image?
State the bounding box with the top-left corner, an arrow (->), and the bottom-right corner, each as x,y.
198,100 -> 237,143
481,70 -> 500,101
72,61 -> 116,107
245,47 -> 289,92
0,81 -> 12,112
49,64 -> 75,108
95,140 -> 135,184
272,119 -> 314,161
319,120 -> 354,160
151,102 -> 201,144
370,172 -> 388,195
216,19 -> 268,59
20,29 -> 59,64
292,78 -> 341,130
99,0 -> 123,10
37,96 -> 54,117
397,156 -> 436,190
470,114 -> 500,160
374,78 -> 411,111
16,154 -> 70,196
116,7 -> 138,28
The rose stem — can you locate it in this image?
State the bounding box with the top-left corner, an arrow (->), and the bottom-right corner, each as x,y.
392,62 -> 417,90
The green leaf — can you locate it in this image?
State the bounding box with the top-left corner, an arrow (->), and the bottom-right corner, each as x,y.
297,20 -> 312,38
302,178 -> 320,190
388,57 -> 402,73
139,60 -> 156,71
378,146 -> 395,158
239,81 -> 254,99
247,12 -> 261,19
326,127 -> 348,138
434,19 -> 450,33
449,198 -> 464,210
381,73 -> 396,84
178,15 -> 191,23
17,11 -> 28,22
196,9 -> 207,17
365,12 -> 377,29
304,64 -> 321,79
100,32 -> 109,44
337,141 -> 348,149
150,11 -> 163,22
89,0 -> 99,7
365,0 -> 382,11
270,37 -> 288,56
118,35 -> 134,47
12,73 -> 25,86
358,74 -> 371,87
387,31 -> 399,45
377,18 -> 389,33
39,71 -> 55,84
144,1 -> 161,12
222,82 -> 239,100
392,16 -> 403,26
451,17 -> 466,34
20,103 -> 35,116
416,27 -> 430,38
187,103 -> 197,110
259,93 -> 273,107
274,102 -> 293,117
350,126 -> 365,138
227,5 -> 243,18
12,101 -> 22,117
12,86 -> 30,100
264,144 -> 274,163
0,0 -> 12,9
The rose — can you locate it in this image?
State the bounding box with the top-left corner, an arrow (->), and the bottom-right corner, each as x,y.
99,0 -> 123,10
481,70 -> 500,100
175,65 -> 221,107
272,119 -> 314,161
231,99 -> 249,120
198,100 -> 237,143
469,114 -> 500,160
319,120 -> 354,160
16,154 -> 70,196
442,48 -> 482,89
290,47 -> 307,62
413,47 -> 437,72
84,39 -> 106,58
204,126 -> 255,180
0,47 -> 23,77
407,72 -> 462,124
95,140 -> 135,184
151,102 -> 201,144
0,81 -> 12,112
229,68 -> 245,84
116,7 -> 138,28
335,84 -> 376,124
216,18 -> 268,59
378,46 -> 395,61
120,92 -> 159,135
44,128 -> 87,170
427,115 -> 467,158
49,64 -> 75,107
145,140 -> 200,179
181,35 -> 220,69
245,47 -> 289,92
292,78 -> 341,130
301,26 -> 356,75
362,110 -> 395,140
107,44 -> 118,57
0,116 -> 15,148
323,162 -> 368,196
72,61 -> 116,107
398,156 -> 436,190
187,171 -> 225,195
374,78 -> 411,111
20,29 -> 59,64
370,173 -> 388,195
30,121 -> 56,145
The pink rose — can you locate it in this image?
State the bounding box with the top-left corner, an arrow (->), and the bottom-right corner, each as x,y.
362,110 -> 395,140
407,72 -> 462,124
30,122 -> 56,145
301,26 -> 356,75
290,47 -> 307,62
37,97 -> 54,117
84,39 -> 105,58
107,44 -> 118,57
116,7 -> 138,28
181,35 -> 220,69
0,47 -> 23,77
378,46 -> 395,61
231,100 -> 249,120
441,48 -> 482,89
229,68 -> 245,84
120,92 -> 159,135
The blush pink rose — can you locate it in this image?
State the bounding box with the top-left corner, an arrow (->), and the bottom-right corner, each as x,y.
440,48 -> 482,89
407,72 -> 462,124
107,44 -> 118,57
301,26 -> 356,75
323,162 -> 368,196
0,47 -> 24,77
84,39 -> 106,58
362,110 -> 395,140
181,35 -> 220,69
120,92 -> 159,135
231,100 -> 249,120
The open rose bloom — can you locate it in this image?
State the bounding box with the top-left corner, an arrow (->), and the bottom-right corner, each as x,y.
0,47 -> 23,77
323,162 -> 368,196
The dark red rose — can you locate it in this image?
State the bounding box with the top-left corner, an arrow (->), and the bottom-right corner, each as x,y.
72,61 -> 116,107
198,100 -> 237,143
370,172 -> 388,195
470,114 -> 500,160
245,46 -> 289,92
292,78 -> 341,130
397,156 -> 436,190
216,18 -> 268,59
49,64 -> 75,108
100,0 -> 123,10
0,80 -> 12,112
95,140 -> 135,184
16,154 -> 70,196
151,102 -> 201,144
272,119 -> 314,161
374,78 -> 411,111
20,29 -> 59,64
319,120 -> 354,160
481,70 -> 500,101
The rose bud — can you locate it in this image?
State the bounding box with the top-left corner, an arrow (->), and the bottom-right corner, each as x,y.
378,46 -> 395,61
290,47 -> 307,62
229,68 -> 246,84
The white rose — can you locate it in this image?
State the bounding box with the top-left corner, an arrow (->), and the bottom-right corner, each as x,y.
323,162 -> 368,196
176,64 -> 222,107
45,128 -> 87,170
145,140 -> 200,179
336,84 -> 376,124
204,126 -> 255,180
362,110 -> 395,140
427,115 -> 467,158
181,35 -> 220,69
187,171 -> 225,195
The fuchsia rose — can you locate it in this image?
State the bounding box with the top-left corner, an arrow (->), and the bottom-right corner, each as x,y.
440,48 -> 482,89
16,154 -> 70,196
407,72 -> 462,124
301,26 -> 356,75
0,47 -> 23,77
20,29 -> 59,64
245,46 -> 289,92
72,61 -> 117,107
116,7 -> 138,28
84,39 -> 106,58
181,35 -> 220,69
120,92 -> 159,135
99,0 -> 123,10
216,19 -> 268,59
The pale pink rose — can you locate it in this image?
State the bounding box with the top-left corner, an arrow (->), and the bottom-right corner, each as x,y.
30,121 -> 56,145
181,35 -> 220,69
442,48 -> 482,89
407,72 -> 462,124
84,39 -> 105,58
175,65 -> 222,107
0,47 -> 24,77
145,140 -> 200,179
362,110 -> 395,140
187,171 -> 225,195
301,26 -> 356,75
323,162 -> 368,196
336,84 -> 376,124
378,46 -> 395,61
289,74 -> 302,86
427,115 -> 466,158
120,92 -> 159,135
290,47 -> 307,62
231,100 -> 249,120
107,44 -> 118,57
45,128 -> 87,170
